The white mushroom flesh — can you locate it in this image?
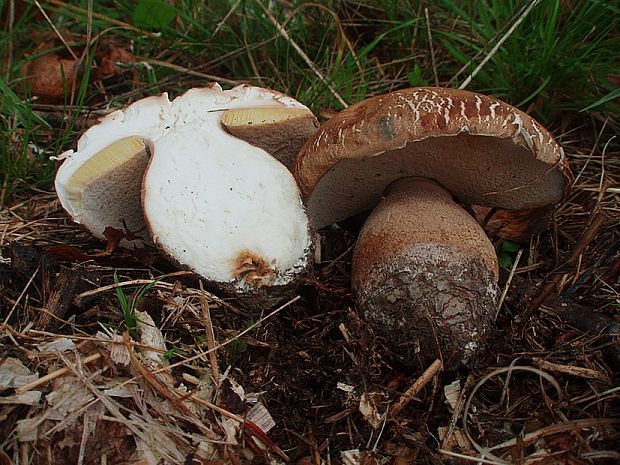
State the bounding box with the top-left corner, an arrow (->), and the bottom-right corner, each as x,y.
143,121 -> 311,288
55,84 -> 311,241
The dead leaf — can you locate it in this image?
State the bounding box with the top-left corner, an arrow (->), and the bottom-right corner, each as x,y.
444,379 -> 461,410
97,42 -> 136,79
0,391 -> 42,406
0,358 -> 38,390
22,53 -> 80,103
472,205 -> 554,241
358,392 -> 382,429
438,426 -> 472,450
245,403 -> 275,433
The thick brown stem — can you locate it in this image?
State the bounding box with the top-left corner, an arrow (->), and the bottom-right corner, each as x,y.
352,177 -> 499,368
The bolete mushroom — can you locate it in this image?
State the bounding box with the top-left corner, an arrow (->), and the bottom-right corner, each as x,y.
55,84 -> 315,294
221,107 -> 319,171
295,87 -> 572,367
142,115 -> 311,295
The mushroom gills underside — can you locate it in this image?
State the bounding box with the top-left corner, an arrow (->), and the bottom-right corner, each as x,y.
64,136 -> 150,243
307,134 -> 567,229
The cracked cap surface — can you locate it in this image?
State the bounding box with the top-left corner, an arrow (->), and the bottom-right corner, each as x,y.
294,87 -> 572,229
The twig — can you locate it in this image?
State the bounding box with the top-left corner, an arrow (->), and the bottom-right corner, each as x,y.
440,374 -> 474,449
582,451 -> 620,460
438,449 -> 507,465
532,357 -> 612,384
34,0 -> 79,60
459,0 -> 540,89
136,57 -> 239,86
390,359 -> 443,417
424,8 -> 439,87
320,244 -> 355,274
487,418 -> 618,452
582,187 -> 620,193
598,136 -> 614,195
495,249 -> 523,320
566,211 -> 608,264
77,408 -> 89,465
571,386 -> 620,407
199,281 -> 220,385
256,0 -> 348,108
16,353 -> 102,394
214,0 -> 242,35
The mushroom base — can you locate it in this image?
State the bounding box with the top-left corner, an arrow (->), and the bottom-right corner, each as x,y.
355,243 -> 498,369
208,262 -> 311,310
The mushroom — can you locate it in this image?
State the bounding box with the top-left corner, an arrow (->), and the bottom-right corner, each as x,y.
143,115 -> 311,295
294,87 -> 572,367
55,84 -> 315,295
221,107 -> 319,171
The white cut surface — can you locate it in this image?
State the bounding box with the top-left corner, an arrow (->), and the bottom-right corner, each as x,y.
143,121 -> 310,287
54,84 -> 311,241
55,93 -> 171,223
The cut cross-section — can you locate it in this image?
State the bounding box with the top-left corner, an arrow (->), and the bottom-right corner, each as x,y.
221,107 -> 318,171
60,136 -> 149,243
55,84 -> 316,246
55,84 -> 314,295
143,121 -> 311,292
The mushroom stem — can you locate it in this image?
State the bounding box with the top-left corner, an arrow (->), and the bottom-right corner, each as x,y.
351,177 -> 499,368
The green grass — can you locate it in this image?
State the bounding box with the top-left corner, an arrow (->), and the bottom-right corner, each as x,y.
438,0 -> 619,118
1,0 -> 618,202
113,271 -> 162,337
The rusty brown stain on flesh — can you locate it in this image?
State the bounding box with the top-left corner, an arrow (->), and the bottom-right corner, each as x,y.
232,250 -> 276,286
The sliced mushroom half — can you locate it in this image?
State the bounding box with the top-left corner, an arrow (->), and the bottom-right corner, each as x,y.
55,84 -> 316,294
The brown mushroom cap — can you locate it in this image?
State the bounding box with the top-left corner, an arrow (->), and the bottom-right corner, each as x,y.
352,177 -> 498,368
295,87 -> 572,229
